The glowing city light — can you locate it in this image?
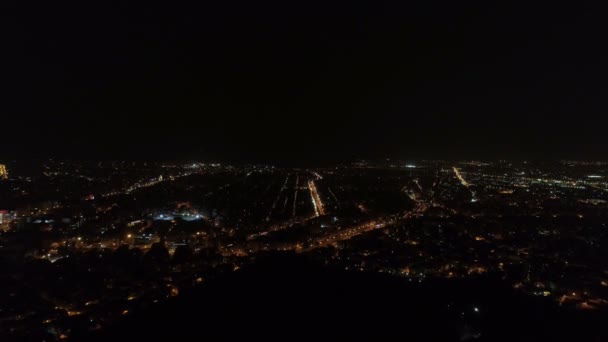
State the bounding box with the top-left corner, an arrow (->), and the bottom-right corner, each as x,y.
308,180 -> 325,217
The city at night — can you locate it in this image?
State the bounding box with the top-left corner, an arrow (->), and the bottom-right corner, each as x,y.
3,1 -> 608,341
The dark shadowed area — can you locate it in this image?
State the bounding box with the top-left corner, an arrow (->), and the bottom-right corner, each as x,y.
87,254 -> 607,341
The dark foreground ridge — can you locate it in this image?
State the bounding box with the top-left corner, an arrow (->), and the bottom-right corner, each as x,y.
90,253 -> 607,341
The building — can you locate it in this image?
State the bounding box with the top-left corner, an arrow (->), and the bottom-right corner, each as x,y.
0,164 -> 8,180
0,210 -> 12,231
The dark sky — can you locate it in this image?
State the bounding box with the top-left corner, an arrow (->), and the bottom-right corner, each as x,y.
3,1 -> 607,164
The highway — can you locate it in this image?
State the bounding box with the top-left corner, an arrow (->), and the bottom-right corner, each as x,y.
308,179 -> 325,217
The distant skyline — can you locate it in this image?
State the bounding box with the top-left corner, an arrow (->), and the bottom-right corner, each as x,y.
3,1 -> 607,163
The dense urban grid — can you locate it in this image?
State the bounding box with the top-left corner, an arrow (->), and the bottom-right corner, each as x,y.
1,159 -> 607,340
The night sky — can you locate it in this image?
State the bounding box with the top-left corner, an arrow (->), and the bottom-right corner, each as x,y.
3,1 -> 607,165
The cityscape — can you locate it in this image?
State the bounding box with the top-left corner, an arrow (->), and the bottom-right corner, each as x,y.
5,1 -> 608,340
1,159 -> 607,340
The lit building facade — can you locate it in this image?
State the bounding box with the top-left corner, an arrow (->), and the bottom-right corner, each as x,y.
0,164 -> 8,180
